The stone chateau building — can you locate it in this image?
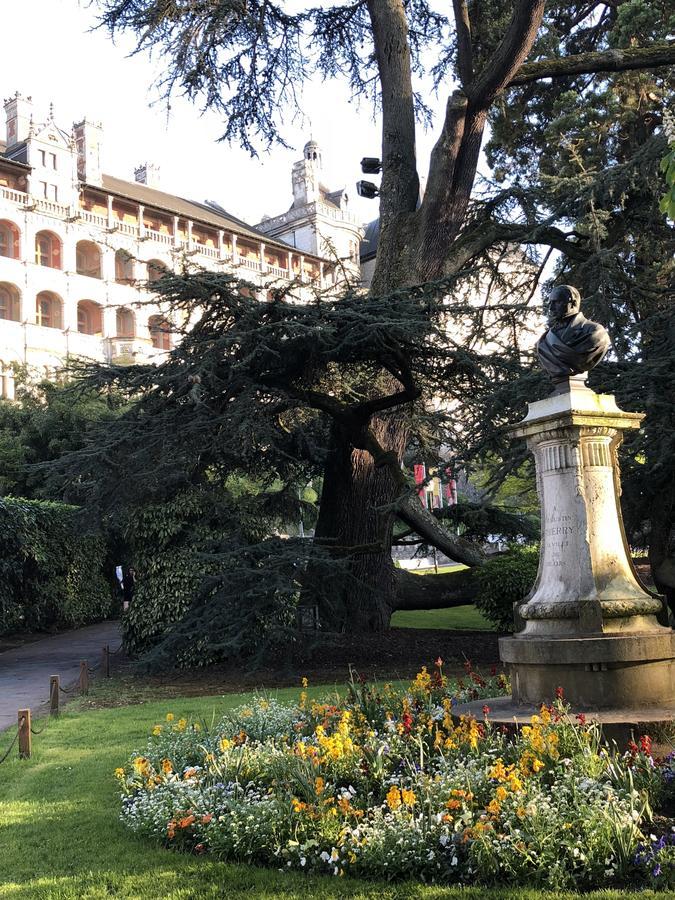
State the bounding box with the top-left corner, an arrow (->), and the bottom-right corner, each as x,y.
0,92 -> 363,399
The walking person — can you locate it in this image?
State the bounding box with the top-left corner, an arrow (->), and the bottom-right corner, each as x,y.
122,566 -> 136,612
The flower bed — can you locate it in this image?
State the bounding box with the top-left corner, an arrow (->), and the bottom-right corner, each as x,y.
116,661 -> 675,889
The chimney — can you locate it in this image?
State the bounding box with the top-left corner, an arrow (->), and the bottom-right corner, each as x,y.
134,162 -> 161,189
73,119 -> 104,186
4,92 -> 33,147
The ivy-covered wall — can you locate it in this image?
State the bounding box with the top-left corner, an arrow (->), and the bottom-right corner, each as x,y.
0,497 -> 114,635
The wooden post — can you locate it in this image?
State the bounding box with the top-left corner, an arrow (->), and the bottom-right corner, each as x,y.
49,675 -> 60,716
102,644 -> 110,678
79,660 -> 89,695
18,709 -> 31,758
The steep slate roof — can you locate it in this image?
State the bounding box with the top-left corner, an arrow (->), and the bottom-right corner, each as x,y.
360,218 -> 380,262
98,174 -> 306,257
0,141 -> 31,168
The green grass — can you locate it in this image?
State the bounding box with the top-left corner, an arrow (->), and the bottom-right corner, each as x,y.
391,604 -> 494,631
0,688 -> 651,899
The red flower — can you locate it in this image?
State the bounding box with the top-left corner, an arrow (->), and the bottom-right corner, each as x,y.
482,705 -> 490,717
628,740 -> 639,756
639,734 -> 652,755
435,656 -> 444,668
555,686 -> 564,700
402,711 -> 414,734
576,713 -> 587,725
490,666 -> 497,677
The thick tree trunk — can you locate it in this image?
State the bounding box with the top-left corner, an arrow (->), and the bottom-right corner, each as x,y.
314,417 -> 408,631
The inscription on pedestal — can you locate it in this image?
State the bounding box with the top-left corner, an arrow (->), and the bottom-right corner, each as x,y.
544,510 -> 576,569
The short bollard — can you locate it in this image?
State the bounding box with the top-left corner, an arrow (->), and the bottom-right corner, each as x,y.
79,660 -> 89,695
18,709 -> 31,759
49,675 -> 60,716
102,644 -> 110,678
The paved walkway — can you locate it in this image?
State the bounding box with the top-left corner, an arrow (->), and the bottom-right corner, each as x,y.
0,620 -> 121,732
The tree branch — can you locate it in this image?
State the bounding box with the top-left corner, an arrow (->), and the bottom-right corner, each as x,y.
394,567 -> 479,611
396,495 -> 488,568
452,0 -> 473,88
366,0 -> 418,222
510,41 -> 675,86
468,0 -> 545,106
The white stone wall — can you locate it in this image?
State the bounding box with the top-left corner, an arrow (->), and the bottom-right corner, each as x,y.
0,186 -> 319,397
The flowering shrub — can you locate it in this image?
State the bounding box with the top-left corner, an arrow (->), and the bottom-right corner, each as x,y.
116,661 -> 675,889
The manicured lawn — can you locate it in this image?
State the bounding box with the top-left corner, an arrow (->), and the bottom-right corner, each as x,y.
391,604 -> 494,631
0,688 -> 653,899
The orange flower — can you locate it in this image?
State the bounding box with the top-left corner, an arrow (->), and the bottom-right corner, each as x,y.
178,815 -> 195,829
201,813 -> 213,824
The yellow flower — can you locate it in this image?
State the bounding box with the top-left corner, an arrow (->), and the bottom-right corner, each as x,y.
315,777 -> 325,795
301,677 -> 309,689
516,806 -> 526,819
161,758 -> 172,774
386,786 -> 402,811
193,723 -> 201,733
165,713 -> 174,722
489,758 -> 508,782
486,799 -> 501,816
177,718 -> 187,732
114,767 -> 125,779
152,725 -> 162,736
401,789 -> 416,807
495,786 -> 508,802
219,737 -> 233,752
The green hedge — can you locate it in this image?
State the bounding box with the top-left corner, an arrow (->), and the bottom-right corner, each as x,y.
474,544 -> 540,632
0,497 -> 114,635
122,489 -> 221,666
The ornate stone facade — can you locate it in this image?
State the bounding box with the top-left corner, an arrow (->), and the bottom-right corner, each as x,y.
0,94 -> 332,396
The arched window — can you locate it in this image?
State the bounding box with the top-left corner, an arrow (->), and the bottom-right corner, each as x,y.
0,283 -> 20,321
115,249 -> 134,283
116,307 -> 135,338
35,231 -> 62,269
77,300 -> 103,335
147,259 -> 168,283
148,315 -> 172,351
75,241 -> 102,279
0,220 -> 20,259
36,291 -> 63,329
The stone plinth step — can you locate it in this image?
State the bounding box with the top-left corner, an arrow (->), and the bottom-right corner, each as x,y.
454,696 -> 674,747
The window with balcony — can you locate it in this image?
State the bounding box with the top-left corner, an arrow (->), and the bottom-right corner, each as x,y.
147,259 -> 169,283
35,231 -> 62,268
77,300 -> 103,335
36,291 -> 63,329
116,307 -> 135,338
0,220 -> 20,259
0,283 -> 20,321
76,241 -> 102,279
115,249 -> 134,283
148,315 -> 172,351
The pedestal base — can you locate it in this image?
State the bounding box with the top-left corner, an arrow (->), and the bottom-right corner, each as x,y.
500,631 -> 675,709
454,695 -> 674,748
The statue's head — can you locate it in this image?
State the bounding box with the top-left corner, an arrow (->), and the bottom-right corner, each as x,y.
548,285 -> 581,323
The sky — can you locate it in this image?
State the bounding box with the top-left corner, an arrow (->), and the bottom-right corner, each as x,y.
1,0 -> 449,227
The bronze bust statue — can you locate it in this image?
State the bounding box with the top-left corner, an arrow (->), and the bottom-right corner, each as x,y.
536,285 -> 611,390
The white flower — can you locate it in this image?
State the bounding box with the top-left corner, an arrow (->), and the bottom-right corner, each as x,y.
451,856 -> 458,866
320,851 -> 331,862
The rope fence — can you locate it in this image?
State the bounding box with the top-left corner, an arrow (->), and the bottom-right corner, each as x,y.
0,639 -> 125,763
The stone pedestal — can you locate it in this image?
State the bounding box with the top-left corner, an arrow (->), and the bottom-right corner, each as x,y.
499,377 -> 675,713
